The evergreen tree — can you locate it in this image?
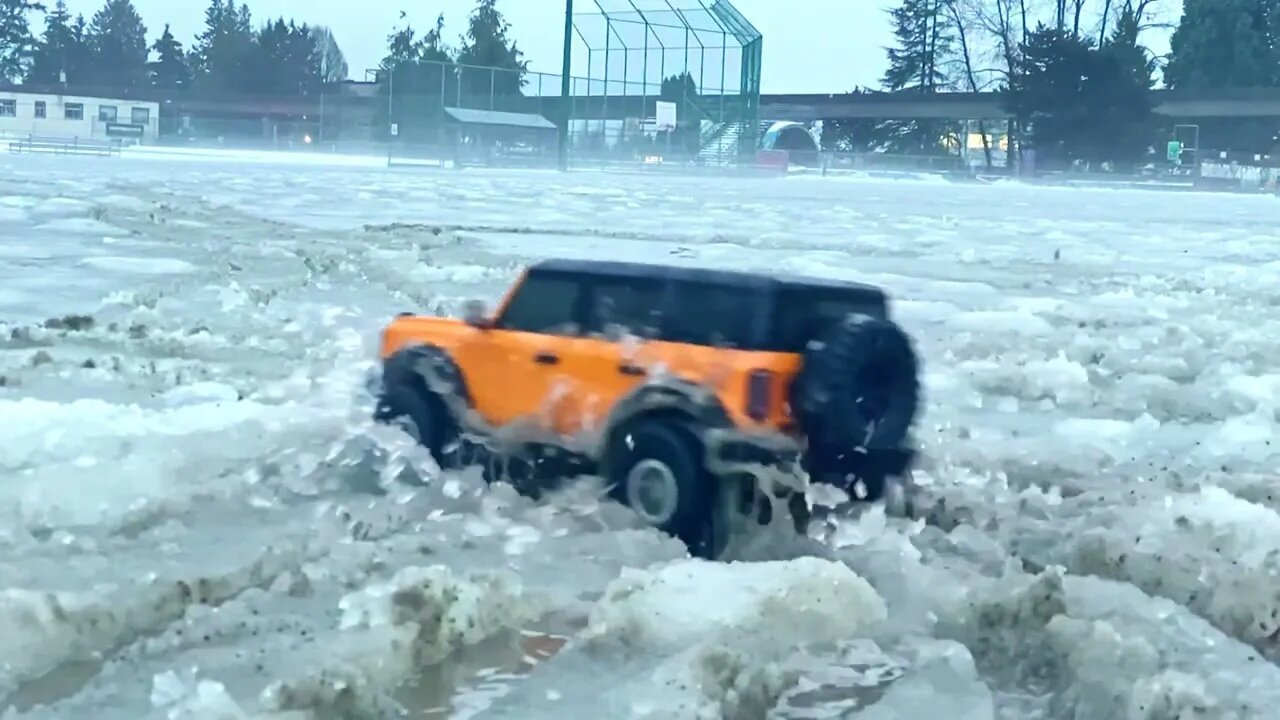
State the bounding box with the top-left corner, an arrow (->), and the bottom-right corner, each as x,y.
311,26 -> 347,83
189,0 -> 222,79
880,0 -> 958,155
658,72 -> 700,156
247,18 -> 321,95
1105,4 -> 1154,89
0,0 -> 42,82
883,0 -> 953,93
149,23 -> 190,89
376,14 -> 456,141
85,0 -> 148,88
26,0 -> 79,84
1165,0 -> 1276,89
1163,0 -> 1280,152
455,0 -> 527,98
822,88 -> 888,153
1094,7 -> 1156,168
67,12 -> 89,79
1005,27 -> 1093,168
190,0 -> 254,92
1004,23 -> 1154,170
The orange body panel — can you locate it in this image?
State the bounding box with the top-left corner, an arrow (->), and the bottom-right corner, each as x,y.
380,317 -> 564,428
379,315 -> 802,439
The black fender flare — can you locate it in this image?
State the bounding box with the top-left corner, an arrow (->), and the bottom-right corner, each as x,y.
597,380 -> 731,468
379,343 -> 474,422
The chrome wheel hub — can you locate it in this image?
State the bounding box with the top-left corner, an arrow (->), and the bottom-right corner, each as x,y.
625,458 -> 680,525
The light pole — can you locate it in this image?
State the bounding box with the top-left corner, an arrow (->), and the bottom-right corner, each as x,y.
319,30 -> 331,144
559,0 -> 573,171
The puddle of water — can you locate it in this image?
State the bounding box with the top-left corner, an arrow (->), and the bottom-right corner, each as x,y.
396,619 -> 575,718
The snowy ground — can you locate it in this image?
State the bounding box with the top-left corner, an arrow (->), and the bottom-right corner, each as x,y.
2,149 -> 1280,719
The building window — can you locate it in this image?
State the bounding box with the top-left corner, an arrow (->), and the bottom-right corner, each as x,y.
98,105 -> 117,123
34,101 -> 46,119
65,103 -> 84,120
0,99 -> 15,118
130,107 -> 150,125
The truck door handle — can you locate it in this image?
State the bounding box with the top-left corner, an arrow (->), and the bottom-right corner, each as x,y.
619,363 -> 646,376
534,352 -> 560,365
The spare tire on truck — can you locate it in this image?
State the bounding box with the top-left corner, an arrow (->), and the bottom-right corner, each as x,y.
790,314 -> 920,501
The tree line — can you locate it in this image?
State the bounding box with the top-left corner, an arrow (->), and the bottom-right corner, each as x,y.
824,0 -> 1164,171
373,0 -> 527,141
0,0 -> 347,96
827,0 -> 1280,169
5,0 -> 1275,161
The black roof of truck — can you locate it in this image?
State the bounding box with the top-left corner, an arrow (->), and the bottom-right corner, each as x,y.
530,258 -> 887,299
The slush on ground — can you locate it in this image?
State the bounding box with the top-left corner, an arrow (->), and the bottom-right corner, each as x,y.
2,150 -> 1279,719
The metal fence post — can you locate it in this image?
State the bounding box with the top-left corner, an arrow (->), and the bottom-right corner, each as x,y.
559,0 -> 573,170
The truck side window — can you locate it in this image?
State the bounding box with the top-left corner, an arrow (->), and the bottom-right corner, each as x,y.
496,274 -> 582,334
663,281 -> 757,349
587,277 -> 663,339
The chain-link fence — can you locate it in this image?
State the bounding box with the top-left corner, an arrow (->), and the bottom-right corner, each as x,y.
568,0 -> 762,166
375,1 -> 763,168
3,1 -> 767,169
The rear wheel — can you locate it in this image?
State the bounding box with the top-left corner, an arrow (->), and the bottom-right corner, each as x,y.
607,421 -> 718,558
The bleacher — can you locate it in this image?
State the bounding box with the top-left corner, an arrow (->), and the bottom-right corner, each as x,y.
7,135 -> 123,157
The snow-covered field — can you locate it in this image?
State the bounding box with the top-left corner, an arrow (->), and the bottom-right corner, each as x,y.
2,149 -> 1280,719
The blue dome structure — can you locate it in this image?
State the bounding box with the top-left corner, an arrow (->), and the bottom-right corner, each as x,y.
761,121 -> 819,153
760,121 -> 820,166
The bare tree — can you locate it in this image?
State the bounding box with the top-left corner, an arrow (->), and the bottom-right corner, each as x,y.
311,26 -> 348,83
943,0 -> 994,167
1100,0 -> 1164,43
969,0 -> 1021,79
958,0 -> 1169,169
955,0 -> 1028,168
1130,0 -> 1166,34
1071,0 -> 1088,35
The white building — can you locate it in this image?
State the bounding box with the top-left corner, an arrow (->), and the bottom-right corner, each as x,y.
0,90 -> 160,144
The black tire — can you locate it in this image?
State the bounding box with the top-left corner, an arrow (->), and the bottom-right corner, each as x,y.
792,314 -> 920,497
607,421 -> 716,557
374,359 -> 456,469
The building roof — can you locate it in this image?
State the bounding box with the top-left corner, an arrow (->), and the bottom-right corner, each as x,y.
443,107 -> 556,130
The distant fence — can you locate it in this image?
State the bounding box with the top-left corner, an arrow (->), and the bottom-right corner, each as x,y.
7,134 -> 123,157
1194,150 -> 1280,191
777,150 -> 969,174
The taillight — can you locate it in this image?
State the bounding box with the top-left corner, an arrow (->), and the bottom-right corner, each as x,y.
746,369 -> 772,422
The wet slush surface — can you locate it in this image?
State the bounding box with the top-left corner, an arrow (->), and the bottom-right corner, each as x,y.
2,151 -> 1280,718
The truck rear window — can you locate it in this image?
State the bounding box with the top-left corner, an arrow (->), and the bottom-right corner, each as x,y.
769,288 -> 887,352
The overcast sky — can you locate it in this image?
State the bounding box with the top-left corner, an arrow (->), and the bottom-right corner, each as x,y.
59,0 -> 896,93
58,1 -> 1174,92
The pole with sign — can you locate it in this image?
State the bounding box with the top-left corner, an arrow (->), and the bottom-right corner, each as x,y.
655,100 -> 677,132
559,0 -> 573,171
655,100 -> 677,157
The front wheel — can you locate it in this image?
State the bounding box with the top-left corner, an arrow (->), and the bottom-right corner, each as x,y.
374,375 -> 454,476
607,422 -> 717,558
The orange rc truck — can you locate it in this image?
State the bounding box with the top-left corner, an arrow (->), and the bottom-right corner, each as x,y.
374,259 -> 920,558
